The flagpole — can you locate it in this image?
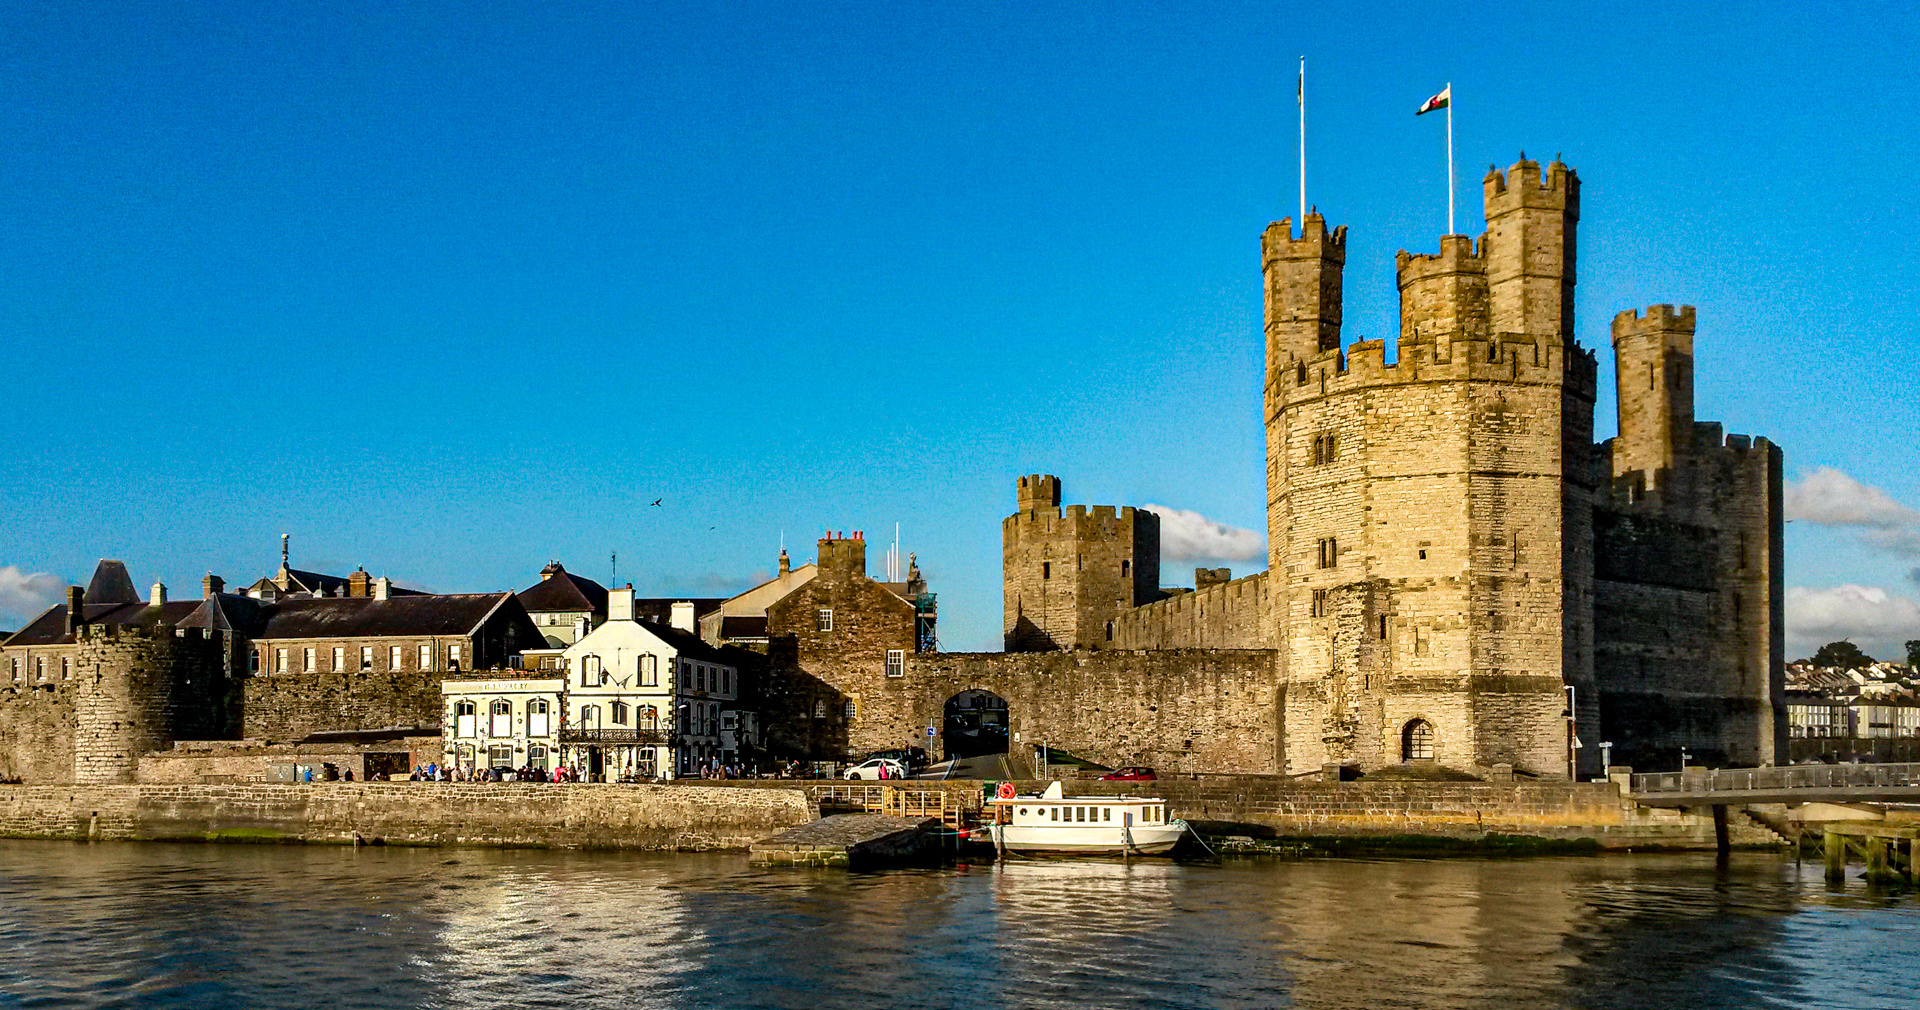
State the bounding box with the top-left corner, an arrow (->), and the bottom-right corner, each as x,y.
1445,81 -> 1455,235
1298,56 -> 1306,225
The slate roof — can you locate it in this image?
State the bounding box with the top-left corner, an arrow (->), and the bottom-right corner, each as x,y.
3,600 -> 206,647
517,566 -> 609,615
719,616 -> 768,639
635,618 -> 733,665
250,593 -> 515,641
86,561 -> 142,606
632,597 -> 725,625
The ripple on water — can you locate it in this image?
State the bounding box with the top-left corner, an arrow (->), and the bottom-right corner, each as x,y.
0,845 -> 1913,1010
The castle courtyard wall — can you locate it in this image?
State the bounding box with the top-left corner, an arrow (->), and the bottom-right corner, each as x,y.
242,669 -> 444,740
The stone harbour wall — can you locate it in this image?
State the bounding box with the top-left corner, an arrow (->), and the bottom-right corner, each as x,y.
0,782 -> 815,850
1055,777 -> 1779,848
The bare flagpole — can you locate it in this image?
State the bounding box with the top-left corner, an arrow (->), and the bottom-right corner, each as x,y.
1298,56 -> 1306,225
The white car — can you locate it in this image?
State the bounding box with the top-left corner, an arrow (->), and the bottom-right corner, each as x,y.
843,758 -> 909,780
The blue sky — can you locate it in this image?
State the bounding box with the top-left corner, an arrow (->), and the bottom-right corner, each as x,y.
1,2 -> 1916,655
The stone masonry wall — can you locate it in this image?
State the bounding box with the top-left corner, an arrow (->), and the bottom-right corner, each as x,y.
0,782 -> 814,849
243,670 -> 444,740
72,625 -> 227,785
1003,479 -> 1160,651
1112,572 -> 1270,649
893,650 -> 1278,772
0,681 -> 75,785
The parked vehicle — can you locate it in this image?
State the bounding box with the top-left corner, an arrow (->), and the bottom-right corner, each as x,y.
1098,766 -> 1157,781
861,747 -> 930,771
844,758 -> 909,780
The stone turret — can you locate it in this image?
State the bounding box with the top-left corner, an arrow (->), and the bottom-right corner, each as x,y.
1002,475 -> 1159,651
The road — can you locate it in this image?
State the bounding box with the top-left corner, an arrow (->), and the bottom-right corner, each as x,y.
919,752 -> 1025,780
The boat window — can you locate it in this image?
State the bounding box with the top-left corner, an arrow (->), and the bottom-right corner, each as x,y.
1018,807 -> 1028,816
1103,807 -> 1111,822
1077,807 -> 1087,822
1050,806 -> 1058,822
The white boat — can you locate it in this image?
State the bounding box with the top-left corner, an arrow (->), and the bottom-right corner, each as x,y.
982,781 -> 1187,856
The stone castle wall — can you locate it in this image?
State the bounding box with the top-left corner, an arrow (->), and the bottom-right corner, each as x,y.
0,680 -> 76,785
242,670 -> 444,740
1111,572 -> 1269,649
887,650 -> 1279,772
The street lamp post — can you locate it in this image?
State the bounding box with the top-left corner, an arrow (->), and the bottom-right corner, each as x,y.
1564,685 -> 1579,779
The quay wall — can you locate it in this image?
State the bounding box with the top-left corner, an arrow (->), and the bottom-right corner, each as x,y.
0,782 -> 814,850
1050,778 -> 1780,848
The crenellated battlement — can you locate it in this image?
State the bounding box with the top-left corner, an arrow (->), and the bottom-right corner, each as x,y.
1395,234 -> 1486,283
1484,156 -> 1577,211
1261,212 -> 1348,263
1612,304 -> 1696,336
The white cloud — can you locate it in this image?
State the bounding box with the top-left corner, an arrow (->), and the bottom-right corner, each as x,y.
1786,467 -> 1920,556
1141,505 -> 1265,562
1785,584 -> 1920,662
0,566 -> 65,627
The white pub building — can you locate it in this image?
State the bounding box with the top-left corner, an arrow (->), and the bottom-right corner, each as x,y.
558,587 -> 742,780
441,676 -> 565,774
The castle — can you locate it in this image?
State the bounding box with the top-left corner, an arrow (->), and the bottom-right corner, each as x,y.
997,157 -> 1783,777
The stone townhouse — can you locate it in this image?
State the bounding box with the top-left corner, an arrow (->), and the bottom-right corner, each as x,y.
763,533 -> 929,760
559,587 -> 742,779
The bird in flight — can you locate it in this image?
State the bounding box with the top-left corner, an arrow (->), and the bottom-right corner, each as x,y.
650,498 -> 663,507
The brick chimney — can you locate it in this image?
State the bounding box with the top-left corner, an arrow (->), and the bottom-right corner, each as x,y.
818,533 -> 867,579
203,573 -> 224,599
348,567 -> 371,599
64,586 -> 84,636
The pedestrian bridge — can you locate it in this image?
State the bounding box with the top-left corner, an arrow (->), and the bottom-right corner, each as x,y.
1630,762 -> 1920,807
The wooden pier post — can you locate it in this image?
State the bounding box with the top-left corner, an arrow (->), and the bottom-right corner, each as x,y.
1866,836 -> 1892,884
1712,804 -> 1730,857
1825,830 -> 1847,883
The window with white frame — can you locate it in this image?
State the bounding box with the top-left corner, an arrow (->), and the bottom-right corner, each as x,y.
276,648 -> 288,674
886,650 -> 904,677
332,646 -> 344,672
490,700 -> 512,737
817,609 -> 833,632
583,655 -> 602,687
640,654 -> 658,687
448,644 -> 462,671
360,646 -> 374,670
390,645 -> 403,670
419,644 -> 432,671
612,701 -> 629,726
528,699 -> 550,737
455,701 -> 476,738
581,705 -> 600,729
303,647 -> 315,672
8,657 -> 18,681
60,657 -> 70,680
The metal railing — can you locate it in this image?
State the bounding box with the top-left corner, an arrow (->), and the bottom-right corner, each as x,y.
559,727 -> 671,745
1632,762 -> 1920,796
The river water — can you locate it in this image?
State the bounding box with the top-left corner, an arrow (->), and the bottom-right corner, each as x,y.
0,842 -> 1914,1009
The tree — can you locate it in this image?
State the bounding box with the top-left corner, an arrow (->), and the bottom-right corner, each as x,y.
1907,639 -> 1920,670
1811,640 -> 1874,669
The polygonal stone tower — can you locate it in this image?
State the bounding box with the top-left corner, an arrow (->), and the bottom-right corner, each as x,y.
1263,157 -> 1598,777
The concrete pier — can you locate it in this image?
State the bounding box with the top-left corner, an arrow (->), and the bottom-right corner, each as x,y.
748,814 -> 946,869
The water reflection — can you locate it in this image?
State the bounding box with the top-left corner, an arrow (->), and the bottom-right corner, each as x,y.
0,844 -> 1913,1009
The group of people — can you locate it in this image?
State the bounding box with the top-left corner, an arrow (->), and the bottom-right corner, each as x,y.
408,763 -> 582,783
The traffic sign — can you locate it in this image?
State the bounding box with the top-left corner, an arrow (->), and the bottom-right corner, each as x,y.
925,727 -> 936,737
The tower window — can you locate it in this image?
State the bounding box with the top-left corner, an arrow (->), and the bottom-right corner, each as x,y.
1311,434 -> 1338,466
1121,559 -> 1130,577
1310,589 -> 1329,617
1104,621 -> 1114,642
1377,615 -> 1389,640
1317,538 -> 1338,569
1042,562 -> 1051,580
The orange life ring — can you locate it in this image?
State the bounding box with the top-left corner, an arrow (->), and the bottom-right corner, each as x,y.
995,781 -> 1016,800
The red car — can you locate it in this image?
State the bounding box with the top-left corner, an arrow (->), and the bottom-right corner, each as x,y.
1099,766 -> 1156,781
